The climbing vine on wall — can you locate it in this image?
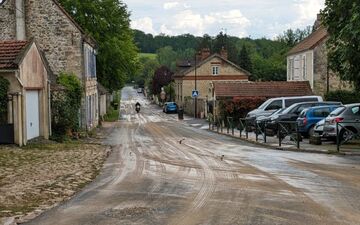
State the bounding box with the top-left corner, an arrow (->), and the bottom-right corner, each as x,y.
0,77 -> 10,124
51,72 -> 83,140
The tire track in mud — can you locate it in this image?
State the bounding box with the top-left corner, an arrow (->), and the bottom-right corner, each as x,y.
168,125 -> 339,225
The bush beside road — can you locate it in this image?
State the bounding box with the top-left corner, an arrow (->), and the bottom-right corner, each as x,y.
0,141 -> 109,224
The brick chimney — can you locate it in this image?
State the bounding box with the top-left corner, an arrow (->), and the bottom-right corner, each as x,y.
220,47 -> 228,60
313,13 -> 322,31
200,48 -> 211,61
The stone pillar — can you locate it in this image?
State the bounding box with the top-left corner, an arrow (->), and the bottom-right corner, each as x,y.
15,0 -> 26,40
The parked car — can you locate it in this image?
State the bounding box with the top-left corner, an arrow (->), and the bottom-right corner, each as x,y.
163,102 -> 178,113
313,119 -> 326,136
323,103 -> 360,141
297,105 -> 341,137
267,101 -> 342,134
246,96 -> 323,122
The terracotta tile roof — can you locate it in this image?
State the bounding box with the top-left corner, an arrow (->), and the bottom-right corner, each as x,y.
287,26 -> 328,55
0,40 -> 28,69
214,81 -> 313,98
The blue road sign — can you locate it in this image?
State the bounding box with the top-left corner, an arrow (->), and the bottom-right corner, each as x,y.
192,90 -> 199,98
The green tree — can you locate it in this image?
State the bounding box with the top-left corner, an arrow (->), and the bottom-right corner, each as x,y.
51,73 -> 83,140
156,46 -> 178,71
321,1 -> 360,90
58,0 -> 138,91
238,45 -> 253,73
276,26 -> 312,47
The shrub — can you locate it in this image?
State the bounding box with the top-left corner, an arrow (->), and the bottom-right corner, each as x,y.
325,90 -> 360,104
51,73 -> 83,141
0,77 -> 10,124
217,97 -> 266,125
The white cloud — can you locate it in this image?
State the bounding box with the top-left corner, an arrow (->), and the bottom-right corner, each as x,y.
131,17 -> 156,34
160,9 -> 251,37
163,2 -> 180,10
292,0 -> 324,27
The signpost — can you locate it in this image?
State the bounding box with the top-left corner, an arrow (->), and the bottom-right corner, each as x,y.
160,87 -> 166,105
192,90 -> 199,98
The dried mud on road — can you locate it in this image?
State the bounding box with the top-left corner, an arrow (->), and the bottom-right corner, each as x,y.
17,88 -> 360,225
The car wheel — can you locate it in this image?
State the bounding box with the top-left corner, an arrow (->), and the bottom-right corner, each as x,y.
308,126 -> 315,137
339,128 -> 355,142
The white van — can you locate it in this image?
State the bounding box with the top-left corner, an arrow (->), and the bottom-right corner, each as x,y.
246,96 -> 323,119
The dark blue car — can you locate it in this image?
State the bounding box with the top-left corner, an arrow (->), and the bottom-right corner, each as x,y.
163,102 -> 178,113
297,105 -> 341,137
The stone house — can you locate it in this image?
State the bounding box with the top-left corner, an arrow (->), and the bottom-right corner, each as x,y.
287,17 -> 349,97
0,0 -> 99,130
0,40 -> 50,146
174,49 -> 250,117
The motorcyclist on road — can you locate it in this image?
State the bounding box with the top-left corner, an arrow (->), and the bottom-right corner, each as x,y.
135,102 -> 141,113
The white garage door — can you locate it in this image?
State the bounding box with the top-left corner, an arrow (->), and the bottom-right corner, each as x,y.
26,91 -> 40,140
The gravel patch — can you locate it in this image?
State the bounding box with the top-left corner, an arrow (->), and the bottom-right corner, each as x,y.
0,141 -> 109,224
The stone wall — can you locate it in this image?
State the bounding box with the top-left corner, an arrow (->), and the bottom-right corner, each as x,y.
313,40 -> 351,96
25,0 -> 83,79
0,0 -> 16,39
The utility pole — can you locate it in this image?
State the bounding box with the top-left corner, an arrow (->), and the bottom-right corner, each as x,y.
194,54 -> 197,118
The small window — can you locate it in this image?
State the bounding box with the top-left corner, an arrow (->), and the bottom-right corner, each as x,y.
265,100 -> 282,111
212,66 -> 219,75
351,106 -> 360,115
313,108 -> 331,117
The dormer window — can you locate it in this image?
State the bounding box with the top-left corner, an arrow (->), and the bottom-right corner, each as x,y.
212,66 -> 219,75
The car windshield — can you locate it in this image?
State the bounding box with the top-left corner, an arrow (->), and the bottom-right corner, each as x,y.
257,99 -> 272,109
272,108 -> 285,115
329,106 -> 346,116
298,109 -> 308,118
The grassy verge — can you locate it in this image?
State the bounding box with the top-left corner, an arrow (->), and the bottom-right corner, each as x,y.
103,108 -> 119,122
104,90 -> 121,122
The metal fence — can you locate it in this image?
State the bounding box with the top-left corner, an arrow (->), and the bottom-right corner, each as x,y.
209,117 -> 360,153
209,117 -> 302,149
336,121 -> 360,152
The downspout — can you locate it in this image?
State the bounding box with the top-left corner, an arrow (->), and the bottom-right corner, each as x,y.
15,0 -> 26,40
48,80 -> 51,136
15,70 -> 25,146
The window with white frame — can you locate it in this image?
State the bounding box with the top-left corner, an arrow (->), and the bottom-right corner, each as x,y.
302,55 -> 306,80
84,43 -> 97,78
212,66 -> 219,75
290,59 -> 295,80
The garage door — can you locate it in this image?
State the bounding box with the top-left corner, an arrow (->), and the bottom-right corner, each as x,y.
26,91 -> 40,140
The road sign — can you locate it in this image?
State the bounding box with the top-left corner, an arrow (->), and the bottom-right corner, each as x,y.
192,90 -> 199,98
160,91 -> 166,100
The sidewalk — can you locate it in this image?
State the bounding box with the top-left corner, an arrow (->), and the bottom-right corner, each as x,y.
184,118 -> 360,155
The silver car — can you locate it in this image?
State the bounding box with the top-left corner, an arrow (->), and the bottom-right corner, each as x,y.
323,103 -> 360,141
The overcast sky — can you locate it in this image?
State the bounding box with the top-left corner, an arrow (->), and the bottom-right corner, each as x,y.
125,0 -> 325,39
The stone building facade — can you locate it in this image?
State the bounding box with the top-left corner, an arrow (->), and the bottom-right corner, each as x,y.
0,0 -> 99,130
287,20 -> 350,97
174,49 -> 250,117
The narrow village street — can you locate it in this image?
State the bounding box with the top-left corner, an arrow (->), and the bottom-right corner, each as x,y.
24,87 -> 360,225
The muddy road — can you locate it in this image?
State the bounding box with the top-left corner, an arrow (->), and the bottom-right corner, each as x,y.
25,87 -> 360,225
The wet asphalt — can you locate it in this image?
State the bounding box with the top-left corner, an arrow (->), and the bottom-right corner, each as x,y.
23,87 -> 360,225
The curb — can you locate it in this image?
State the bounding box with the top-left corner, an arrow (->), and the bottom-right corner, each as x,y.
207,129 -> 351,156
